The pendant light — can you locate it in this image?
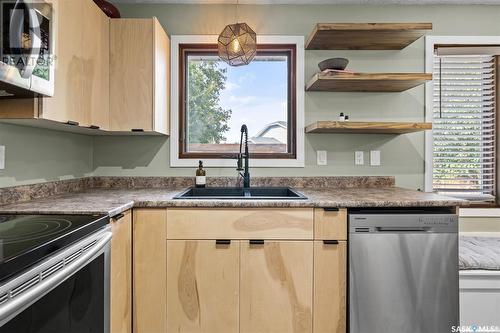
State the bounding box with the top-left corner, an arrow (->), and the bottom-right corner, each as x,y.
218,0 -> 256,67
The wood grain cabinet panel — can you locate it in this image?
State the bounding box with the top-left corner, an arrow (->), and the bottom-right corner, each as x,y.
240,241 -> 313,333
166,208 -> 313,240
313,241 -> 347,333
110,18 -> 169,134
40,0 -> 85,125
110,211 -> 132,333
133,209 -> 167,333
82,0 -> 109,130
314,208 -> 347,240
166,240 -> 240,333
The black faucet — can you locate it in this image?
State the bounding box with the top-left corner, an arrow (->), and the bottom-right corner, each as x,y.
237,124 -> 250,188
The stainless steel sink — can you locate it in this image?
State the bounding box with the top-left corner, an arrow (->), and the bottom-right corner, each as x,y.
173,187 -> 307,200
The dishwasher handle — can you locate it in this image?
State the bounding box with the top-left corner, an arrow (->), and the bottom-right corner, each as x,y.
376,226 -> 431,232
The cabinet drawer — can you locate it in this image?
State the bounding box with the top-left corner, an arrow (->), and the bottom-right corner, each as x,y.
166,208 -> 314,240
314,208 -> 347,240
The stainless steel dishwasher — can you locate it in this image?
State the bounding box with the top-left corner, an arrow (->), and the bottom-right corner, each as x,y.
349,208 -> 459,333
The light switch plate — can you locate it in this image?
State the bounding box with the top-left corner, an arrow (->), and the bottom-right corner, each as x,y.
355,151 -> 364,165
317,150 -> 327,166
370,150 -> 381,166
0,146 -> 4,170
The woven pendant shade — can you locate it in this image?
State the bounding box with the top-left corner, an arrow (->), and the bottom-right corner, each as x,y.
218,23 -> 256,67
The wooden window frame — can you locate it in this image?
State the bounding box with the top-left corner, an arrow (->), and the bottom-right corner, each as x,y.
178,43 -> 297,160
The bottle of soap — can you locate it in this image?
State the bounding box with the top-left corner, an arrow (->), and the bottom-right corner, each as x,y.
339,112 -> 345,121
195,160 -> 206,188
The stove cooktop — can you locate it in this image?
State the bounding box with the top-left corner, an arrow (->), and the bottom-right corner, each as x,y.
0,214 -> 109,282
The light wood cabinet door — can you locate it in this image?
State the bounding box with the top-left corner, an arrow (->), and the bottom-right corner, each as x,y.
82,0 -> 109,130
110,19 -> 153,132
314,208 -> 347,240
240,241 -> 313,333
167,240 -> 240,333
110,211 -> 132,333
110,18 -> 169,134
167,208 -> 313,240
133,209 -> 167,333
313,241 -> 347,333
40,0 -> 85,125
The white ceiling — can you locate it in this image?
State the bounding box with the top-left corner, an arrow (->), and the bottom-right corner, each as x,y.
112,0 -> 500,4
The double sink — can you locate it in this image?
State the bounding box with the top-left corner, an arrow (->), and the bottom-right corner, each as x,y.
174,187 -> 307,200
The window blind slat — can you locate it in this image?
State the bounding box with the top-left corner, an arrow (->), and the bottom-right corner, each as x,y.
432,54 -> 496,201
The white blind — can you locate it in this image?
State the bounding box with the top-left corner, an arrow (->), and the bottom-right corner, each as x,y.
432,54 -> 496,201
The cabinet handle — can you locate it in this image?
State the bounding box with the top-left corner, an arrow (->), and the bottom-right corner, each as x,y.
113,213 -> 125,221
131,128 -> 144,132
89,125 -> 100,130
215,239 -> 231,245
249,240 -> 264,245
66,120 -> 79,126
323,240 -> 339,245
323,207 -> 339,212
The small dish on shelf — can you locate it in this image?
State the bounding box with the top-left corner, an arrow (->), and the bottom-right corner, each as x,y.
318,57 -> 349,71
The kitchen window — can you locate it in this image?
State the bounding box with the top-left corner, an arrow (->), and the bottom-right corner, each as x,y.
425,37 -> 500,202
170,35 -> 305,168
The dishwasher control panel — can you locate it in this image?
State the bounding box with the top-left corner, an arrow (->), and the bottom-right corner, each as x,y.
349,213 -> 458,233
419,215 -> 457,226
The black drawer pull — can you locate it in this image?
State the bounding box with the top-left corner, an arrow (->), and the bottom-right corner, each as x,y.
113,213 -> 125,220
249,239 -> 264,245
216,239 -> 231,245
323,240 -> 339,245
323,207 -> 339,212
131,128 -> 144,132
66,120 -> 79,126
89,125 -> 100,130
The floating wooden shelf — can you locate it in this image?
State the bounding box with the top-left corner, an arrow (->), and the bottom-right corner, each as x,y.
306,72 -> 432,92
305,23 -> 432,50
305,121 -> 432,134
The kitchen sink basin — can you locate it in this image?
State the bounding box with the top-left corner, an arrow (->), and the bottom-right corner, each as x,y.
173,187 -> 307,200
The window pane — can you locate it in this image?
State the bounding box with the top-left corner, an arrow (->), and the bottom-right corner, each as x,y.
185,53 -> 289,155
432,54 -> 496,201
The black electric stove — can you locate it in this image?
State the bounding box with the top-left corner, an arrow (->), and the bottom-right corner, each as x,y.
0,214 -> 109,282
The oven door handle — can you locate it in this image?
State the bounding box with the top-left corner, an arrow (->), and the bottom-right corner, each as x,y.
0,231 -> 112,327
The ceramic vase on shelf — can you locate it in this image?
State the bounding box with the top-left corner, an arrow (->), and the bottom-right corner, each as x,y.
93,0 -> 121,18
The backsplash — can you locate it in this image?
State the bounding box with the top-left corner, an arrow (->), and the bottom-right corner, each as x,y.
0,176 -> 395,206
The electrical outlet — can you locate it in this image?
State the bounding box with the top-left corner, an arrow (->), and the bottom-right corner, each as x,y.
355,151 -> 364,165
0,146 -> 4,170
317,150 -> 327,166
370,150 -> 381,166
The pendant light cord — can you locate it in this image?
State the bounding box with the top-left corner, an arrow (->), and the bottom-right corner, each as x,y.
235,0 -> 239,24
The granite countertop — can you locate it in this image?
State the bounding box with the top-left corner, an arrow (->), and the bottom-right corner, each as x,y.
0,186 -> 465,217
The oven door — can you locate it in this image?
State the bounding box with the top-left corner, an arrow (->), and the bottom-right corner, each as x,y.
0,228 -> 111,333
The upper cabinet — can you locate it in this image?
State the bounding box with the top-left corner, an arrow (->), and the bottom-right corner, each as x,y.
0,0 -> 110,130
41,0 -> 109,129
0,6 -> 170,136
109,18 -> 170,134
83,0 -> 110,130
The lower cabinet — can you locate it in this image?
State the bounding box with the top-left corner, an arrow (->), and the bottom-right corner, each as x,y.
166,240 -> 240,332
166,240 -> 313,333
110,211 -> 132,333
133,208 -> 347,333
133,209 -> 167,333
314,241 -> 347,333
240,241 -> 313,333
